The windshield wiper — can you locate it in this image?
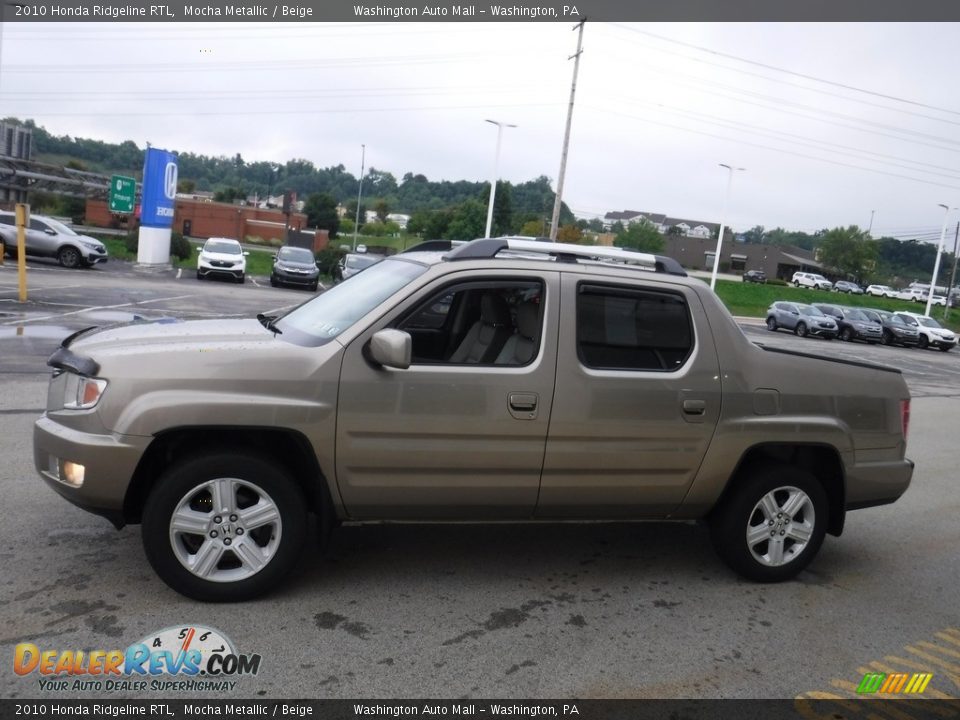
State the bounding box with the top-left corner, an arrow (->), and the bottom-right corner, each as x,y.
257,313 -> 283,335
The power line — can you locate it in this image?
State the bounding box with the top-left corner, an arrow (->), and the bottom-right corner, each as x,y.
608,24 -> 960,119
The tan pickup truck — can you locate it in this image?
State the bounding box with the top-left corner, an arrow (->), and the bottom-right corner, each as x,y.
34,238 -> 914,601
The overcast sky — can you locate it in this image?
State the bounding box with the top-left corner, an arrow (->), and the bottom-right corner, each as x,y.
1,21 -> 959,241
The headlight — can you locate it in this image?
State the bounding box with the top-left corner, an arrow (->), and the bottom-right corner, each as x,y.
63,374 -> 108,409
80,240 -> 103,251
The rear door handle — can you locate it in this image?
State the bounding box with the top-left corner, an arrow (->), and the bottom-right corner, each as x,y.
682,399 -> 706,415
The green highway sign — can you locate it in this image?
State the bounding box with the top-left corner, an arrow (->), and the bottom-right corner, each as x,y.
108,175 -> 136,213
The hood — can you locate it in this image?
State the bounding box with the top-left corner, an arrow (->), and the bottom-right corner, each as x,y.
201,250 -> 244,262
70,318 -> 272,356
275,259 -> 318,271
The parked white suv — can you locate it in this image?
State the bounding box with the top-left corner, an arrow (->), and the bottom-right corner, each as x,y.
197,237 -> 248,283
896,312 -> 957,351
866,284 -> 897,298
896,287 -> 928,302
792,272 -> 833,290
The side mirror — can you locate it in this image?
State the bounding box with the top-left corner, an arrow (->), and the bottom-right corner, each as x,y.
45,228 -> 57,235
367,329 -> 411,370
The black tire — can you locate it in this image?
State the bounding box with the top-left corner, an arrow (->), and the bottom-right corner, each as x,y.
794,322 -> 808,338
917,335 -> 929,349
270,275 -> 279,288
881,330 -> 893,346
141,451 -> 307,601
310,281 -> 319,292
58,246 -> 82,269
840,327 -> 853,342
794,281 -> 800,288
236,273 -> 245,284
709,464 -> 828,582
941,346 -> 952,352
766,317 -> 778,332
823,335 -> 834,341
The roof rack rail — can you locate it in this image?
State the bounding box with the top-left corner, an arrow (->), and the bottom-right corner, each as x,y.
445,237 -> 687,276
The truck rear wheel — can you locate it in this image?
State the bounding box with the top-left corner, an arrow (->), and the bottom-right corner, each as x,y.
142,451 -> 306,601
710,465 -> 828,582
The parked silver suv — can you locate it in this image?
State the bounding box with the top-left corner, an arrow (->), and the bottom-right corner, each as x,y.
33,238 -> 913,600
0,211 -> 108,268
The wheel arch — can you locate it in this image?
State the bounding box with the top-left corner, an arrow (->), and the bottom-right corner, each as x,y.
713,443 -> 846,536
123,426 -> 335,526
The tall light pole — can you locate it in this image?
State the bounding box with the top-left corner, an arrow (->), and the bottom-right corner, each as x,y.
709,163 -> 745,291
352,144 -> 366,251
868,209 -> 875,235
484,119 -> 516,239
925,203 -> 955,317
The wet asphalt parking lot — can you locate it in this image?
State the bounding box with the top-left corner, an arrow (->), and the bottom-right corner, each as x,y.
1,259 -> 958,701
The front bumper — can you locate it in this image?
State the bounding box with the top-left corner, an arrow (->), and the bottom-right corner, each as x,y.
273,268 -> 319,287
810,326 -> 838,338
198,260 -> 244,279
33,415 -> 151,527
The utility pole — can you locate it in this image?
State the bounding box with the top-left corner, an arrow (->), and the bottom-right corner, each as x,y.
946,221 -> 960,321
549,19 -> 585,241
352,144 -> 366,252
868,210 -> 875,235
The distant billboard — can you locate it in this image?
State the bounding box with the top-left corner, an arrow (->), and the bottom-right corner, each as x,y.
140,147 -> 177,228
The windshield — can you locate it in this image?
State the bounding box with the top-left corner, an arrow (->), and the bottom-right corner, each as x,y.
846,309 -> 869,322
345,254 -> 382,270
204,240 -> 241,254
800,306 -> 824,316
44,217 -> 78,236
917,317 -> 941,328
277,257 -> 428,345
278,247 -> 314,263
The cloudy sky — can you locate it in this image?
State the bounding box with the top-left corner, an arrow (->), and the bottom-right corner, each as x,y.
1,21 -> 959,241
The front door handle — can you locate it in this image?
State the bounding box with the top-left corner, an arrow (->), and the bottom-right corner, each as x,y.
509,393 -> 538,412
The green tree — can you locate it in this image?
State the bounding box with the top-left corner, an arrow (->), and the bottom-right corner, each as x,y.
519,219 -> 543,236
742,225 -> 766,244
304,192 -> 340,238
373,199 -> 390,223
614,220 -> 664,252
818,225 -> 877,282
557,224 -> 583,243
445,199 -> 486,240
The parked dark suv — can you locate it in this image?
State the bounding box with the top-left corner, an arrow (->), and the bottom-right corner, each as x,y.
743,270 -> 766,283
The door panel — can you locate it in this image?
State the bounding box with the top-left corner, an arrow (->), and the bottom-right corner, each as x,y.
335,271 -> 559,519
538,275 -> 721,518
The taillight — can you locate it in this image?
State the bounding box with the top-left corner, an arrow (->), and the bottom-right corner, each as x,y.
900,399 -> 911,440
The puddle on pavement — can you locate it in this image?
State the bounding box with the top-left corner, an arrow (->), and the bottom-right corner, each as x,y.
0,324 -> 73,340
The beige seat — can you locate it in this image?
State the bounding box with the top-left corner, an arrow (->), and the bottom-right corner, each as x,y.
448,294 -> 512,363
495,302 -> 539,365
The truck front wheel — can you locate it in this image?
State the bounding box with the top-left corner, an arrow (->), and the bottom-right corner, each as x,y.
142,451 -> 307,601
710,465 -> 828,582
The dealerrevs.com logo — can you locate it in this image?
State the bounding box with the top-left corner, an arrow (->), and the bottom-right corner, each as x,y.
14,625 -> 261,693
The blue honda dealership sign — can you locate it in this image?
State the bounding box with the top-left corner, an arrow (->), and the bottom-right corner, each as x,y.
140,147 -> 178,228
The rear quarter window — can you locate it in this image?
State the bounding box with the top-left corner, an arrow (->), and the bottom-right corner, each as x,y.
576,283 -> 693,372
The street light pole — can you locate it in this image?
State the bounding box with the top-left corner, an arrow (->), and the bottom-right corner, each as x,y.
868,209 -> 875,235
925,204 -> 954,317
484,119 -> 516,239
709,163 -> 745,291
352,144 -> 366,252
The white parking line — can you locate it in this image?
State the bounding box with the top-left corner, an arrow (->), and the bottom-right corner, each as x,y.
1,294 -> 197,325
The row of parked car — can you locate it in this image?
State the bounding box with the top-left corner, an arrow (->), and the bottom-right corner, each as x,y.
766,301 -> 957,351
